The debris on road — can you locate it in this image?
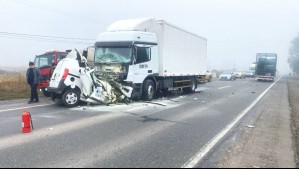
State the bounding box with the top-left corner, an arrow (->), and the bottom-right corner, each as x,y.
144,101 -> 167,107
245,125 -> 256,128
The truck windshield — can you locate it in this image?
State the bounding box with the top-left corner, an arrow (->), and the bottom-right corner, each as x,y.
94,47 -> 132,64
34,53 -> 55,68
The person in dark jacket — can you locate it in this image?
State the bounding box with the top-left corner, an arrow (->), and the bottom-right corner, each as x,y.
26,62 -> 41,104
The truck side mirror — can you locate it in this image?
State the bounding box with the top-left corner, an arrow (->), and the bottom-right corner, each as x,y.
133,55 -> 137,64
82,50 -> 88,58
133,46 -> 137,64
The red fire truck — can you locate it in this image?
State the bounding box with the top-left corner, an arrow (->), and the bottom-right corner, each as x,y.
34,50 -> 69,97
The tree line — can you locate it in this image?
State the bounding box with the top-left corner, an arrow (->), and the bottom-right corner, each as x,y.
289,34 -> 299,74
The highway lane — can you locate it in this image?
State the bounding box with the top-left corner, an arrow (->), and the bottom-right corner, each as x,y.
0,78 -> 274,167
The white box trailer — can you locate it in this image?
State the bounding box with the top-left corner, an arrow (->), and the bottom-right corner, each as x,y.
94,18 -> 208,101
148,20 -> 207,76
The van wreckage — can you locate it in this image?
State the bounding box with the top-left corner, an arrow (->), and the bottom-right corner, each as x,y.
48,49 -> 133,107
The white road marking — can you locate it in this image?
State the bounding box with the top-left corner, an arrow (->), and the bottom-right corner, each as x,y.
182,77 -> 282,168
0,104 -> 53,113
39,115 -> 58,119
243,81 -> 249,84
218,86 -> 231,90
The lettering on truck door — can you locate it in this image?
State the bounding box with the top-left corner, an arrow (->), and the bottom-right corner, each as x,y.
133,45 -> 153,83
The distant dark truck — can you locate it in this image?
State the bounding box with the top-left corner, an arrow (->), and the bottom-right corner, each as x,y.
255,53 -> 277,82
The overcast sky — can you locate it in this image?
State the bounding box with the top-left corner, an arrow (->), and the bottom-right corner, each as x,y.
0,0 -> 298,73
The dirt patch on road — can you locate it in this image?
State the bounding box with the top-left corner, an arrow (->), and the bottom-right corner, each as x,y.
288,77 -> 299,167
218,79 -> 295,168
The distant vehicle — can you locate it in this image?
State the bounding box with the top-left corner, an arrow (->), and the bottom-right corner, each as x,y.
245,71 -> 255,78
255,53 -> 277,82
234,71 -> 246,79
34,50 -> 69,97
219,72 -> 236,81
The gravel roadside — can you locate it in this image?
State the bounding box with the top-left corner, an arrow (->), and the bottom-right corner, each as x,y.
218,78 -> 296,168
288,76 -> 299,167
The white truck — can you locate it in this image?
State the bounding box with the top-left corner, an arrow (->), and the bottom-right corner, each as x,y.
94,18 -> 207,101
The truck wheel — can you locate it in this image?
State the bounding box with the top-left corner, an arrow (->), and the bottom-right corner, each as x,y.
142,80 -> 155,101
42,88 -> 51,97
62,90 -> 80,108
183,78 -> 196,94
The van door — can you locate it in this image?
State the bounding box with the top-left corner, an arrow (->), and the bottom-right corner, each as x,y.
49,59 -> 65,88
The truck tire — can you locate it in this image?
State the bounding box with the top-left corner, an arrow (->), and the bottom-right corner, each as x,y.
42,88 -> 51,97
183,78 -> 196,94
62,90 -> 80,108
142,80 -> 155,101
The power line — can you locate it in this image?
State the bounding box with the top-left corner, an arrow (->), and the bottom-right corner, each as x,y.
0,34 -> 94,45
0,32 -> 95,41
9,0 -> 105,25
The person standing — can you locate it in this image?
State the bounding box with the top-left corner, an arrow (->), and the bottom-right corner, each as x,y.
26,62 -> 41,104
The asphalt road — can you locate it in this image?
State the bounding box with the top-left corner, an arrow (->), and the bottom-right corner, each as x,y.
0,78 -> 276,167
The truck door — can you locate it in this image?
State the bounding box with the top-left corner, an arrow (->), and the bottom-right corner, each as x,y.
133,45 -> 153,83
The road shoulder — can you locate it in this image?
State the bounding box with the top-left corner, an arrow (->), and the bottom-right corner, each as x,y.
288,77 -> 299,167
218,79 -> 295,168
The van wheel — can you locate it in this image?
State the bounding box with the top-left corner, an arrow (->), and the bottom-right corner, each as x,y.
42,88 -> 51,97
142,80 -> 155,101
62,90 -> 80,108
183,78 -> 196,93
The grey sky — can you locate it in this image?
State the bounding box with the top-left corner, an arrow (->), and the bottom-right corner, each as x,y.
0,0 -> 298,73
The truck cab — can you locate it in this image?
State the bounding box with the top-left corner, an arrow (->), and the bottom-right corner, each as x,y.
94,31 -> 159,99
34,51 -> 68,97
